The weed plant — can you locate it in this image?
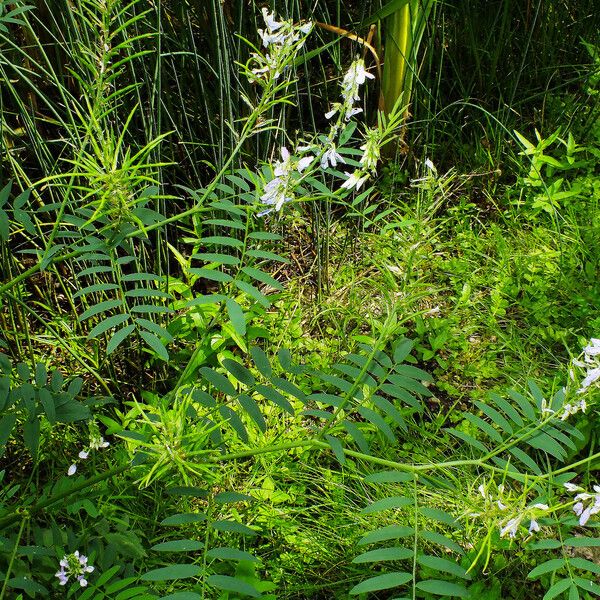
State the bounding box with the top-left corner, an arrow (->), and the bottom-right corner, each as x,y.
0,1 -> 599,600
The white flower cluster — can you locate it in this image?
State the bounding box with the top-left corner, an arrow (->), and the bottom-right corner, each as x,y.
574,338 -> 600,394
499,502 -> 549,539
474,481 -> 548,539
55,551 -> 94,587
68,424 -> 110,476
325,57 -> 374,122
248,9 -> 312,83
259,147 -> 313,214
564,482 -> 600,526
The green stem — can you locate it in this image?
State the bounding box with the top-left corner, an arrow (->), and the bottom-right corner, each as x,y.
0,517 -> 27,600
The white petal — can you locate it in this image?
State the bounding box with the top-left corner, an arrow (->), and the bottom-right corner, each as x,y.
67,464 -> 77,476
297,156 -> 313,173
528,519 -> 540,533
579,506 -> 593,526
79,451 -> 89,459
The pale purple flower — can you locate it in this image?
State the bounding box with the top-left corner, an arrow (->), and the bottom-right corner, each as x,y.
261,8 -> 284,32
78,450 -> 89,459
528,519 -> 540,534
564,482 -> 582,493
55,551 -> 94,587
67,464 -> 77,476
500,517 -> 520,538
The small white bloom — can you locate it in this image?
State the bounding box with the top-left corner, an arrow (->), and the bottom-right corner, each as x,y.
325,104 -> 341,120
478,484 -> 486,499
497,500 -> 507,510
341,170 -> 369,191
321,144 -> 345,170
299,21 -> 313,34
528,519 -> 540,533
578,367 -> 600,393
564,482 -> 582,492
297,155 -> 314,173
531,503 -> 549,510
573,501 -> 584,516
261,8 -> 284,32
500,517 -> 520,538
345,107 -> 363,120
424,158 -> 437,174
79,450 -> 89,460
67,464 -> 77,476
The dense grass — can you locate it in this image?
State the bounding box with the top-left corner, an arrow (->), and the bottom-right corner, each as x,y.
0,1 -> 599,599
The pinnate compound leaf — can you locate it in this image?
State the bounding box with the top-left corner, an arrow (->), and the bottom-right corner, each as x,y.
325,434 -> 346,465
200,367 -> 237,396
415,579 -> 469,597
141,564 -> 201,581
349,572 -> 411,595
207,575 -> 261,598
159,593 -> 202,600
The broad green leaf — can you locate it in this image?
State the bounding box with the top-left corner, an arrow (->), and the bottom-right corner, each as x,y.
200,367 -> 237,396
39,388 -> 55,424
241,266 -> 283,290
141,564 -> 201,581
463,413 -> 503,443
415,579 -> 469,597
87,314 -> 130,339
238,394 -> 266,432
160,513 -> 207,526
202,235 -> 244,248
420,531 -> 464,555
543,578 -> 572,600
420,507 -> 460,529
151,540 -> 204,552
361,496 -> 412,514
189,268 -> 232,283
255,384 -> 294,415
350,572 -> 412,595
325,434 -> 346,465
223,358 -> 255,386
80,299 -> 122,321
140,330 -> 169,361
352,546 -> 413,563
574,577 -> 600,596
564,537 -> 600,548
488,392 -> 524,426
207,575 -> 261,598
474,401 -> 513,435
206,548 -> 259,562
107,324 -> 136,354
417,555 -> 471,579
219,405 -> 248,442
357,406 -> 396,442
528,558 -> 566,579
160,593 -> 202,600
215,491 -> 254,503
0,414 -> 17,448
358,525 -> 414,545
135,317 -> 174,343
211,520 -> 257,536
249,345 -> 272,377
364,471 -> 413,484
226,298 -> 246,336
234,280 -> 271,308
570,557 -> 600,575
193,252 -> 240,266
